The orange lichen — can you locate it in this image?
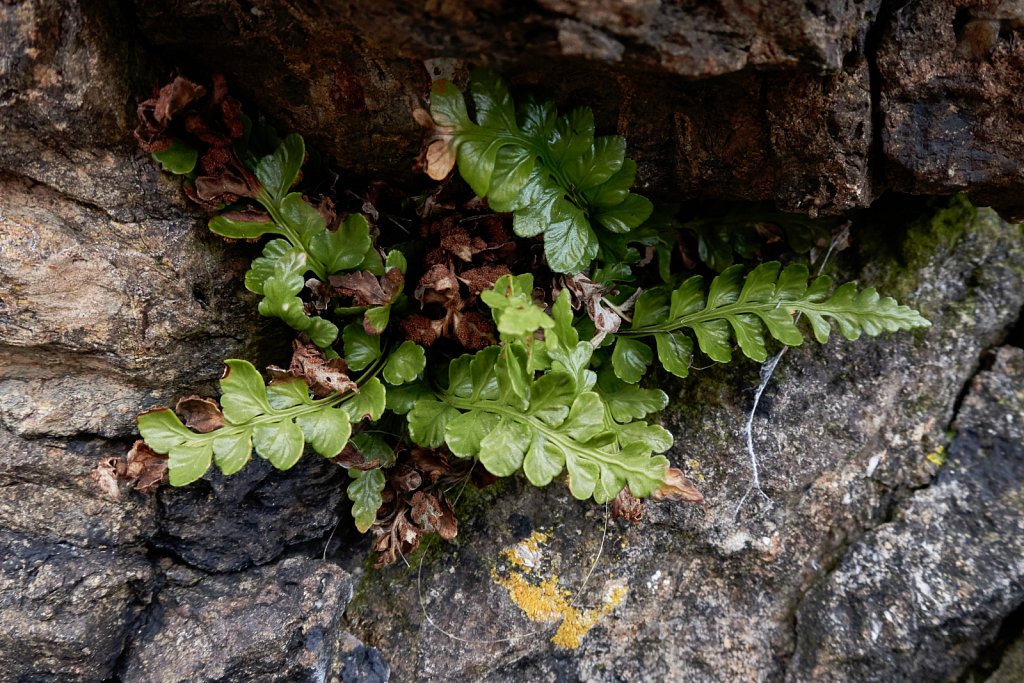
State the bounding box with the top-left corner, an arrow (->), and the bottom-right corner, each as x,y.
492,531 -> 628,649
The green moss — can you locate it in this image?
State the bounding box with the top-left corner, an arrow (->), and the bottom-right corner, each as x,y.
451,476 -> 509,520
900,194 -> 978,271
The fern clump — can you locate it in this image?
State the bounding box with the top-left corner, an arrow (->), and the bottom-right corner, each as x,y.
108,72 -> 931,565
424,71 -> 652,273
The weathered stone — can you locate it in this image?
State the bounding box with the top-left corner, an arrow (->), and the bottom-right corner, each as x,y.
332,632 -> 391,683
0,427 -> 156,548
0,0 -> 171,222
878,0 -> 1024,220
126,0 -> 1024,217
537,0 -> 880,76
787,346 -> 1024,682
0,170 -> 272,439
0,531 -> 154,683
128,1 -> 882,214
153,453 -> 347,573
122,557 -> 351,683
3,1 -> 1024,681
343,199 -> 1024,680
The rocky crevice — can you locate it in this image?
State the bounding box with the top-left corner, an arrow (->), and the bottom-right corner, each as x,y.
2,1 -> 1024,681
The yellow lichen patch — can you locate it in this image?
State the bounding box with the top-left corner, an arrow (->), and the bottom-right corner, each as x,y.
492,531 -> 628,649
502,530 -> 549,569
687,458 -> 705,482
927,445 -> 947,467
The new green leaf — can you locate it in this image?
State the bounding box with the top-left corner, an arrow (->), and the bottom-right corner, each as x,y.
619,261 -> 931,378
429,70 -> 652,274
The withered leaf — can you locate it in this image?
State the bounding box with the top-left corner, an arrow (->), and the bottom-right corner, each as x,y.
134,77 -> 206,152
175,396 -> 225,433
410,491 -> 458,540
389,464 -> 423,493
652,467 -> 704,503
425,139 -> 457,181
91,458 -> 123,500
396,512 -> 423,548
332,442 -> 381,471
458,264 -> 510,296
440,222 -> 487,262
452,310 -> 496,350
611,488 -> 645,523
154,77 -> 206,126
408,446 -> 451,483
91,441 -> 169,499
194,172 -> 257,204
275,339 -> 357,398
415,263 -> 460,305
400,314 -> 441,347
331,269 -> 404,307
305,278 -> 333,312
209,72 -> 245,139
563,274 -> 636,345
126,441 -> 169,494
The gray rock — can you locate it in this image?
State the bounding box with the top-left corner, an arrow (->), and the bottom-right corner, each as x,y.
0,164 -> 272,439
788,346 -> 1024,682
0,531 -> 154,683
0,428 -> 156,548
2,2 -> 1024,681
122,557 -> 352,683
343,200 -> 1024,680
332,633 -> 391,683
153,454 -> 347,573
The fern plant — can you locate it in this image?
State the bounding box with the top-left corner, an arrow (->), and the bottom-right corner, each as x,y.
610,261 -> 930,382
426,70 -> 653,273
119,73 -> 932,561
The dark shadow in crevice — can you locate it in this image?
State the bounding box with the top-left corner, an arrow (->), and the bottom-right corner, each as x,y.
957,598 -> 1024,682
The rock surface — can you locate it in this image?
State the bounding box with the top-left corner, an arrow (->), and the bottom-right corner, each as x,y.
788,345 -> 1024,681
122,558 -> 351,683
154,455 -> 347,573
1,1 -> 1024,682
128,0 -> 1024,218
878,0 -> 1024,219
343,199 -> 1024,681
0,530 -> 154,683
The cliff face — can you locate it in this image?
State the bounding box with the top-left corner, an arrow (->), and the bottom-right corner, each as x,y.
0,1 -> 1022,682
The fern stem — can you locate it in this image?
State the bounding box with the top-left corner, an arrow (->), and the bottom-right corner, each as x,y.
256,190 -> 330,280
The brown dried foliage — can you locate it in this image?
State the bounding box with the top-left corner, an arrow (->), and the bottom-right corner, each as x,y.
91,441 -> 169,500
401,213 -> 523,352
134,73 -> 259,208
268,339 -> 357,398
369,447 -> 496,567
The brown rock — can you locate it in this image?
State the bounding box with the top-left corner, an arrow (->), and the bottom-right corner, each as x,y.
878,0 -> 1024,220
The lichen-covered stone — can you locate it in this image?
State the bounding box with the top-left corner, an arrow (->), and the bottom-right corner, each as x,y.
787,346 -> 1024,682
2,1 -> 1024,681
